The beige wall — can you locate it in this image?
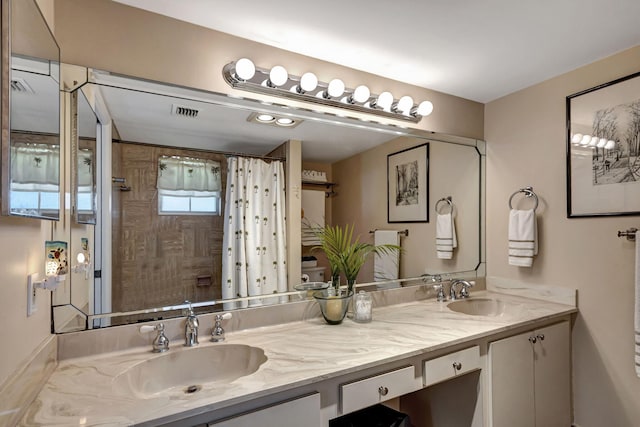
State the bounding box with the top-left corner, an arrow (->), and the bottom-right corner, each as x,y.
332,136 -> 482,282
52,0 -> 483,141
485,45 -> 640,426
0,217 -> 52,386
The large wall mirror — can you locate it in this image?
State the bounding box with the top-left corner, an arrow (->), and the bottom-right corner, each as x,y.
1,0 -> 60,220
52,69 -> 485,332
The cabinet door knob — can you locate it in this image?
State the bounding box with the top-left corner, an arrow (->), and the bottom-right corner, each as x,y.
452,362 -> 462,371
536,334 -> 545,341
378,386 -> 389,396
528,336 -> 537,344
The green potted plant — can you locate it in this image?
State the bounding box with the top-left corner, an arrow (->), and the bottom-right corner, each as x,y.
312,223 -> 400,293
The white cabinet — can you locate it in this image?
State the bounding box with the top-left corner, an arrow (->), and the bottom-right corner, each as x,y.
340,366 -> 419,415
208,393 -> 321,427
423,345 -> 480,387
488,321 -> 570,427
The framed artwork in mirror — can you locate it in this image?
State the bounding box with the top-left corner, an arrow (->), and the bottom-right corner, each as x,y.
387,143 -> 429,223
567,71 -> 640,217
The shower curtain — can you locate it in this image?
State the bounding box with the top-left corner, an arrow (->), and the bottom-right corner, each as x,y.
222,156 -> 287,307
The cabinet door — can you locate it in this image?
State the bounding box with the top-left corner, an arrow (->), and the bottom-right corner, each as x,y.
533,321 -> 571,427
209,393 -> 321,427
489,331 -> 535,427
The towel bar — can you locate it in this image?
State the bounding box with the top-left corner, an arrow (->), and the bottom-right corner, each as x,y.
435,196 -> 454,213
369,229 -> 409,237
618,228 -> 638,241
509,186 -> 539,211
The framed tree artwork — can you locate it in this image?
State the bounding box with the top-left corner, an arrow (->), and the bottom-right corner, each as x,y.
387,143 -> 429,223
567,71 -> 640,217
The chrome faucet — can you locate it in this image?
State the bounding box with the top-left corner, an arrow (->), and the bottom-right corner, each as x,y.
140,323 -> 170,353
450,279 -> 474,300
183,301 -> 199,347
211,312 -> 233,342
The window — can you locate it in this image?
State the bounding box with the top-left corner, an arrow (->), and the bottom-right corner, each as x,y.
156,155 -> 222,215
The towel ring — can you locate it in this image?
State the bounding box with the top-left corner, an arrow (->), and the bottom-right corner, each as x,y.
509,187 -> 539,211
435,196 -> 454,214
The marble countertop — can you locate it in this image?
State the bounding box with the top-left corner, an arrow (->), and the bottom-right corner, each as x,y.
20,291 -> 576,426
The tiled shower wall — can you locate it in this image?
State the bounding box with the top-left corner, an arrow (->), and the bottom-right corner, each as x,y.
111,142 -> 226,321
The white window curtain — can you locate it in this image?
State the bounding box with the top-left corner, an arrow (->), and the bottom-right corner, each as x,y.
10,142 -> 59,190
222,156 -> 287,307
157,155 -> 221,194
77,148 -> 94,190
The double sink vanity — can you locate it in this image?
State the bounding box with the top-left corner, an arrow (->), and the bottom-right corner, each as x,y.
21,285 -> 577,427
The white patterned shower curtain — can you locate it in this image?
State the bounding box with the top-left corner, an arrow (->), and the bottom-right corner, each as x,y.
222,156 -> 287,307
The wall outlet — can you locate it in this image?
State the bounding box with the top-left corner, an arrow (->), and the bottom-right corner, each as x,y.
27,273 -> 38,316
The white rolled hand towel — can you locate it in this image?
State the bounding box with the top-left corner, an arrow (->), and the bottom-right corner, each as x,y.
508,209 -> 537,267
436,213 -> 457,259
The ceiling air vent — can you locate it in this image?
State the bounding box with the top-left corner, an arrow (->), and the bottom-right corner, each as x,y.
11,78 -> 35,94
171,104 -> 199,118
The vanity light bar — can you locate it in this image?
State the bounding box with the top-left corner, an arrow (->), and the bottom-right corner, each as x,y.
222,58 -> 434,124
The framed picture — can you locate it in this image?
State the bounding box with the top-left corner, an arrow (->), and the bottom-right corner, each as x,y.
567,71 -> 640,217
387,143 -> 429,223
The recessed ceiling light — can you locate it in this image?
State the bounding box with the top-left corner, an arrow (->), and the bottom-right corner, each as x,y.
256,114 -> 275,123
276,117 -> 295,126
247,112 -> 302,128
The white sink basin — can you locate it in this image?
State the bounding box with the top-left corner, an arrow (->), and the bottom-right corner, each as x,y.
114,344 -> 267,397
447,298 -> 513,317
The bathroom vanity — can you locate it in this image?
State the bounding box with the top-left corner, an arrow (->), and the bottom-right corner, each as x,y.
20,290 -> 576,426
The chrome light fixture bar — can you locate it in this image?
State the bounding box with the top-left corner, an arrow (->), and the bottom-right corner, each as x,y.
222,58 -> 434,124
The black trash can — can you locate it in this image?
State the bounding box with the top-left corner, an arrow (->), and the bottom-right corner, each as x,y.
329,404 -> 411,427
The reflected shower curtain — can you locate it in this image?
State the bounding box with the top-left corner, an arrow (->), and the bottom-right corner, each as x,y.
222,157 -> 287,307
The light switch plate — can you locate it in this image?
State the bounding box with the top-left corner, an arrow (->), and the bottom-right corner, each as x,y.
27,273 -> 38,316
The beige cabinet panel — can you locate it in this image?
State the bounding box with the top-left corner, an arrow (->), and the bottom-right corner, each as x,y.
489,331 -> 536,427
341,366 -> 419,415
533,322 -> 571,427
489,321 -> 570,427
209,393 -> 321,427
423,345 -> 480,387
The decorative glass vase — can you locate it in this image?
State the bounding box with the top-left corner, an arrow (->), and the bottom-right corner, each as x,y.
313,288 -> 354,325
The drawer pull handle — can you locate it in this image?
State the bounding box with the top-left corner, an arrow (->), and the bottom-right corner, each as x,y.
452,362 -> 462,371
378,386 -> 389,396
529,336 -> 537,344
536,334 -> 545,341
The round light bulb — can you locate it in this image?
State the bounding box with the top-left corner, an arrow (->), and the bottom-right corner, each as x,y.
235,58 -> 255,81
396,96 -> 414,115
597,138 -> 607,148
276,117 -> 295,126
571,133 -> 583,144
376,91 -> 394,111
299,72 -> 318,93
256,114 -> 275,123
352,85 -> 371,103
415,100 -> 434,117
327,79 -> 345,98
588,135 -> 598,147
579,134 -> 591,146
269,65 -> 288,87
605,140 -> 616,150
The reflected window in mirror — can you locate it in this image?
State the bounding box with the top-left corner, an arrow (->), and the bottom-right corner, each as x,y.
157,155 -> 222,215
2,0 -> 61,219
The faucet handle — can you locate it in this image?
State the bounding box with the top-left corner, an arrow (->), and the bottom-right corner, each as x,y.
212,313 -> 232,342
140,323 -> 170,353
459,280 -> 474,298
433,283 -> 447,302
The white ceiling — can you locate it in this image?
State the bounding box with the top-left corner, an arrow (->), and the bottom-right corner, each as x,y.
113,0 -> 640,103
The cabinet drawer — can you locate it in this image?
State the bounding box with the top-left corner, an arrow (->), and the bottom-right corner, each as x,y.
423,346 -> 480,387
341,366 -> 417,414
